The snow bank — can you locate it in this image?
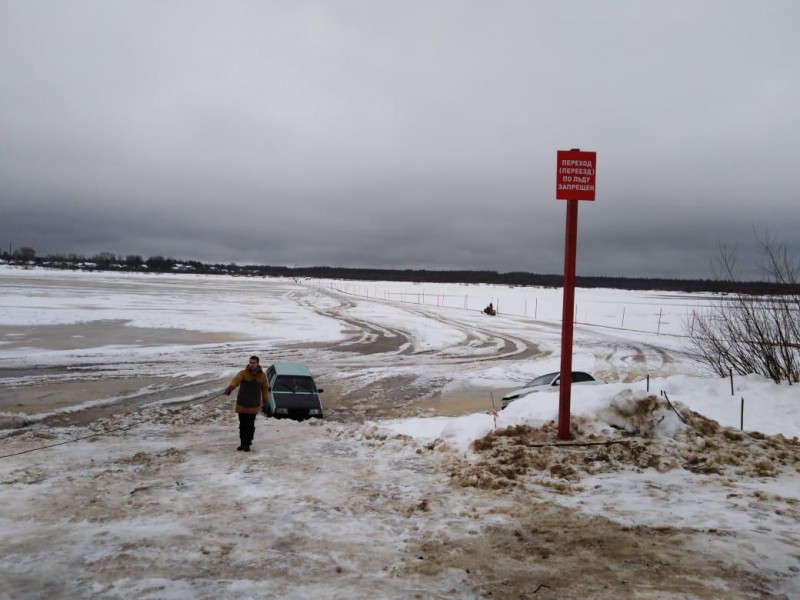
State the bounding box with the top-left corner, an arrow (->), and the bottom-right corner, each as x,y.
379,374 -> 800,452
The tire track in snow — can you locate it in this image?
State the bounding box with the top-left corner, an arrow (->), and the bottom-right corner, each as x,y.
303,288 -> 542,365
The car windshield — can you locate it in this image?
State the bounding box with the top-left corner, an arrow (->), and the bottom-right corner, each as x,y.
273,375 -> 316,393
524,373 -> 558,387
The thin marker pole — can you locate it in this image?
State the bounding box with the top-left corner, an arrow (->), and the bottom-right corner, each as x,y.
740,397 -> 744,431
730,367 -> 734,396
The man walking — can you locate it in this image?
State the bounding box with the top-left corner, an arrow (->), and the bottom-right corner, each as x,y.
224,355 -> 269,452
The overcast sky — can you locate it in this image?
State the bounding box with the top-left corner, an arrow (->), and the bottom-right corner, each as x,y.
1,1 -> 798,278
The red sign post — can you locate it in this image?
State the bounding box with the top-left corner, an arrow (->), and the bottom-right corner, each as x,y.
556,149 -> 596,440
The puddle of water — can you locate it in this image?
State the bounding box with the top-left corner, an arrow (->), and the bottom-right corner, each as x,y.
0,377 -> 171,415
415,388 -> 505,416
0,321 -> 255,351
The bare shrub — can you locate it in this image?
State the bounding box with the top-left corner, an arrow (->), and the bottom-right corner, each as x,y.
687,233 -> 800,383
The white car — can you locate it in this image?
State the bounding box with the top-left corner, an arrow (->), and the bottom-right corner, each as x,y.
501,371 -> 601,409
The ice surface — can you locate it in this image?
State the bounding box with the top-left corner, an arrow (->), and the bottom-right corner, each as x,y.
1,266 -> 799,597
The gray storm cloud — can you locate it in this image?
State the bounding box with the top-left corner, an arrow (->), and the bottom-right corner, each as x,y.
1,1 -> 798,277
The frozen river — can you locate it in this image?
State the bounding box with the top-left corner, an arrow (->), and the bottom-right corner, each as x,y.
1,267 -> 705,427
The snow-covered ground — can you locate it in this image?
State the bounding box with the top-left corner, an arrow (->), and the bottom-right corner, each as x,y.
1,266 -> 799,599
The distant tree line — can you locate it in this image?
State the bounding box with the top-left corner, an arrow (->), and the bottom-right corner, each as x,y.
2,246 -> 798,295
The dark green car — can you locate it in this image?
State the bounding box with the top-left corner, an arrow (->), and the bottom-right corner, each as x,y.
263,362 -> 324,420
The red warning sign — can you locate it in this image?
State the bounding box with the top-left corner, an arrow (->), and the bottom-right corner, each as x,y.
556,150 -> 597,201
